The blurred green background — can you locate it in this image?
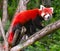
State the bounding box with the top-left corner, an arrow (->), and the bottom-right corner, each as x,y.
0,0 -> 60,51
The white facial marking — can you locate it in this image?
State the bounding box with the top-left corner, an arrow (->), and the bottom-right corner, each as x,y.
44,14 -> 51,20
40,5 -> 45,10
50,7 -> 53,13
41,12 -> 45,17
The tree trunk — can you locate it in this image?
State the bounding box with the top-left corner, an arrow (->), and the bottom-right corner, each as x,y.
2,0 -> 8,28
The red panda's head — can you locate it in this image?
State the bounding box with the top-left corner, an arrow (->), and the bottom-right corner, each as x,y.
39,5 -> 53,20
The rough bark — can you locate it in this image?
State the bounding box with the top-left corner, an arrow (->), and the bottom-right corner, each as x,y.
0,19 -> 8,51
0,43 -> 4,51
0,0 -> 8,37
2,0 -> 8,28
0,0 -> 8,51
11,20 -> 60,51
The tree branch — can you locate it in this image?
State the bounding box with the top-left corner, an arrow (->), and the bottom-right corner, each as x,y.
0,19 -> 8,51
2,0 -> 8,28
0,0 -> 8,38
10,20 -> 60,51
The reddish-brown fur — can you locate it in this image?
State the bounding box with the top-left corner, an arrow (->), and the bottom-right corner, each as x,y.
8,8 -> 53,44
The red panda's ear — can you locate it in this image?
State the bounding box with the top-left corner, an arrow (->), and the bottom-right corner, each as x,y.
50,7 -> 54,13
40,5 -> 45,10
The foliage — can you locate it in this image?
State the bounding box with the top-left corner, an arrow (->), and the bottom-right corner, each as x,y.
0,0 -> 2,18
8,0 -> 19,20
27,0 -> 40,9
0,0 -> 60,51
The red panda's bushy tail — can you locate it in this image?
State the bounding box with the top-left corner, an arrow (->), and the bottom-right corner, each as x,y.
8,32 -> 14,44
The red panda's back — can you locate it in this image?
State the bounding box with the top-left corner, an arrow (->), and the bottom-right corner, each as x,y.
11,9 -> 39,26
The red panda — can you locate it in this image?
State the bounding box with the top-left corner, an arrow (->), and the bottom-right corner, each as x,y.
8,5 -> 53,46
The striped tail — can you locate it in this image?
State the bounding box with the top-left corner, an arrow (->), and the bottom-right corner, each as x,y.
8,32 -> 14,44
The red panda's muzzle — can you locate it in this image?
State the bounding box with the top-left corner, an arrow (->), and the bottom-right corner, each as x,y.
44,14 -> 52,21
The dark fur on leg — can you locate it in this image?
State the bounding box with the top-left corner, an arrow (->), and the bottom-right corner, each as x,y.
24,20 -> 36,37
12,24 -> 22,47
33,15 -> 44,29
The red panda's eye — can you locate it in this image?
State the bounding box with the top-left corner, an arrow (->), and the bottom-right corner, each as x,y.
47,16 -> 50,19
